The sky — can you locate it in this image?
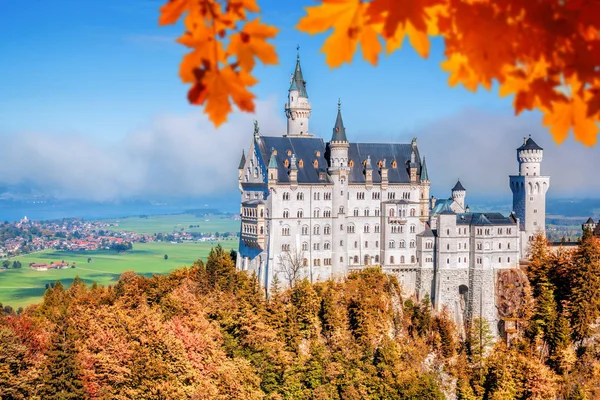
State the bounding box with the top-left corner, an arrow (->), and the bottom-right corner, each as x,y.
0,0 -> 599,203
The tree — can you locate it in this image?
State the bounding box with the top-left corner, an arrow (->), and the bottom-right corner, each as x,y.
276,247 -> 306,289
159,0 -> 600,146
164,254 -> 169,260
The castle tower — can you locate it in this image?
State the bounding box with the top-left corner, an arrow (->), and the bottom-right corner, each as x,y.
284,49 -> 312,137
451,180 -> 466,211
328,99 -> 350,280
509,136 -> 550,259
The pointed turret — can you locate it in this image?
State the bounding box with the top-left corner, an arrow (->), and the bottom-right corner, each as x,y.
421,157 -> 429,182
238,150 -> 246,170
285,47 -> 312,137
268,151 -> 278,169
289,50 -> 308,98
268,148 -> 278,185
452,179 -> 466,211
331,99 -> 348,142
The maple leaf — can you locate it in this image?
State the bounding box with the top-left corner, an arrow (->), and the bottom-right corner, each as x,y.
297,0 -> 382,67
189,67 -> 257,126
542,77 -> 599,146
441,53 -> 487,91
159,0 -> 193,26
227,19 -> 279,72
367,0 -> 446,39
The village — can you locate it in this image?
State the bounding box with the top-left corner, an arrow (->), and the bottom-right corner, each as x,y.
0,215 -> 238,263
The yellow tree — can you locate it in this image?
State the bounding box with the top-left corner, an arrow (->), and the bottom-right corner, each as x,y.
159,0 -> 600,146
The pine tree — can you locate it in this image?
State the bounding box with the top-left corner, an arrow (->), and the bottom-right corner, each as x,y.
38,314 -> 87,400
569,230 -> 600,343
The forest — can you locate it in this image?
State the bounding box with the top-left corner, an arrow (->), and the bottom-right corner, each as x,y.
1,232 -> 600,399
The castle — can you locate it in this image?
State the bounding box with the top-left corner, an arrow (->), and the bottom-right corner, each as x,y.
236,53 -> 550,335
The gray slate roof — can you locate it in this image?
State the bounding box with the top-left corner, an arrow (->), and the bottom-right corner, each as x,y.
518,137 -> 543,151
456,212 -> 516,226
256,136 -> 423,185
331,103 -> 348,142
238,150 -> 246,169
289,55 -> 308,98
452,180 -> 466,191
585,217 -> 595,224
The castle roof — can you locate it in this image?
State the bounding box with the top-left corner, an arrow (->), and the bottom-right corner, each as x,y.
331,100 -> 348,142
439,201 -> 455,215
421,157 -> 429,181
585,217 -> 595,224
452,180 -> 465,191
418,224 -> 435,237
238,150 -> 246,169
256,136 -> 424,185
518,137 -> 543,151
431,199 -> 453,215
268,150 -> 278,169
456,212 -> 517,226
289,52 -> 308,98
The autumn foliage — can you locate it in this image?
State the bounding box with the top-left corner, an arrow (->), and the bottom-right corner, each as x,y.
3,242 -> 600,398
160,0 -> 600,146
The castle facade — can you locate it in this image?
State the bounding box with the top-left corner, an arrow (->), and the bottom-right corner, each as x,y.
236,54 -> 550,334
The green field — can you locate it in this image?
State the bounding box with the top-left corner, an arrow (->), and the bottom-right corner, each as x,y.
103,214 -> 240,235
0,240 -> 237,309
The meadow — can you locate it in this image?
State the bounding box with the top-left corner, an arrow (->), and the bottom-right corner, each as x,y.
0,240 -> 237,309
103,213 -> 239,235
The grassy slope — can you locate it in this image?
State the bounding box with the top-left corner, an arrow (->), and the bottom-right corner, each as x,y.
0,240 -> 237,309
103,214 -> 239,235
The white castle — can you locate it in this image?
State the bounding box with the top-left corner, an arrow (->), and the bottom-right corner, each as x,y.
236,53 -> 550,334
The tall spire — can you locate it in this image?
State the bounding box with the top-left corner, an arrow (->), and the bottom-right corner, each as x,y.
331,99 -> 347,142
420,157 -> 429,181
289,47 -> 308,98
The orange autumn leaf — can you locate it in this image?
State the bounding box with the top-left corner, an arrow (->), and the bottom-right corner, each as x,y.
542,77 -> 599,146
189,67 -> 257,126
227,19 -> 279,72
296,0 -> 382,67
162,0 -> 600,145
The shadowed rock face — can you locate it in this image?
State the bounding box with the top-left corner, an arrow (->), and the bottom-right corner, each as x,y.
496,268 -> 530,319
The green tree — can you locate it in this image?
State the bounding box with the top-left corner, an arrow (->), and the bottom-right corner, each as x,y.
38,314 -> 87,399
569,229 -> 600,343
164,254 -> 168,260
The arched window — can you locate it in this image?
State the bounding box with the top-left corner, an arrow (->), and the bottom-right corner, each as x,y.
283,192 -> 290,201
364,208 -> 370,216
314,208 -> 320,218
364,224 -> 370,233
399,240 -> 405,248
411,255 -> 415,263
410,240 -> 415,248
303,258 -> 308,266
400,256 -> 405,264
324,209 -> 332,218
297,192 -> 304,200
389,240 -> 395,248
283,210 -> 289,218
260,226 -> 263,234
390,256 -> 395,264
302,225 -> 309,235
339,206 -> 345,214
389,208 -> 395,217
314,225 -> 320,235
375,255 -> 379,263
410,225 -> 416,233
410,208 -> 415,217
282,226 -> 290,236
302,242 -> 308,251
324,225 -> 331,235
297,210 -> 303,218
354,255 -> 359,264
364,255 -> 370,265
324,242 -> 331,250
353,208 -> 359,216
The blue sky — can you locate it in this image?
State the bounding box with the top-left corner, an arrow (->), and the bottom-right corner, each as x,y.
0,0 -> 598,201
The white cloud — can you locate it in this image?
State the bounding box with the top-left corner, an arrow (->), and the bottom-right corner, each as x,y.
1,104 -> 597,201
0,97 -> 285,201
